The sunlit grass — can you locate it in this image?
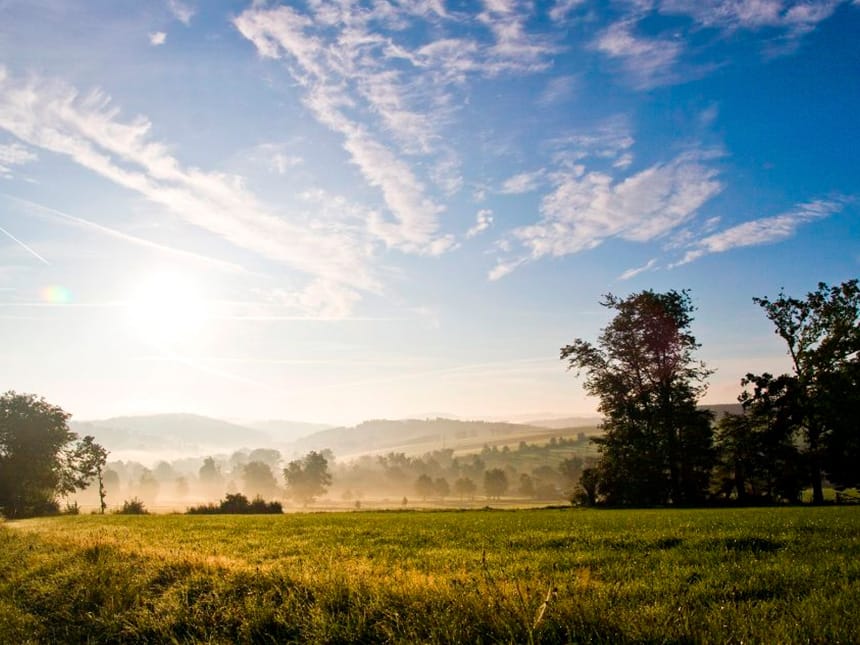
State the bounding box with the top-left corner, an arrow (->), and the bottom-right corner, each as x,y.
2,507 -> 859,643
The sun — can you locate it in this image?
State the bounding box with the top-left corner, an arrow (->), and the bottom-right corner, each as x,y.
125,270 -> 210,347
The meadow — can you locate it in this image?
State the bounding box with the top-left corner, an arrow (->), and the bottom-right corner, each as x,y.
1,507 -> 859,643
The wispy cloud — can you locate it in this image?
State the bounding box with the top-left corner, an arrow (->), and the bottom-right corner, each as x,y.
0,141 -> 37,176
149,32 -> 167,46
618,258 -> 658,281
466,209 -> 494,238
492,150 -> 723,278
593,19 -> 683,88
537,74 -> 577,106
548,0 -> 586,23
674,198 -> 847,265
167,0 -> 194,26
234,1 -> 558,255
500,169 -> 545,194
0,67 -> 380,314
660,0 -> 844,39
1,192 -> 250,275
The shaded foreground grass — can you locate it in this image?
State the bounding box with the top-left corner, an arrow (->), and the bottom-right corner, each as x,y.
1,507 -> 859,643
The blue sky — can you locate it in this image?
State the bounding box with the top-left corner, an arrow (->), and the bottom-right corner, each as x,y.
0,0 -> 857,424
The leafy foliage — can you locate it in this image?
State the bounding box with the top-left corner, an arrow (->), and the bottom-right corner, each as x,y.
561,291 -> 714,505
747,279 -> 860,501
283,451 -> 332,505
0,391 -> 106,518
187,493 -> 282,514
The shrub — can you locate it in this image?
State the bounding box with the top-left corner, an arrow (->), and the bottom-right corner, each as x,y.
115,498 -> 148,515
186,493 -> 282,515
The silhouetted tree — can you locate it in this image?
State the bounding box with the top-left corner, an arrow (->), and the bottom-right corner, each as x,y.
198,457 -> 224,495
751,279 -> 860,502
484,468 -> 508,499
713,374 -> 804,503
283,451 -> 332,505
433,477 -> 450,500
558,456 -> 583,498
453,476 -> 477,500
0,391 -> 105,518
414,474 -> 434,501
562,290 -> 714,505
242,461 -> 279,499
75,436 -> 109,513
518,473 -> 535,498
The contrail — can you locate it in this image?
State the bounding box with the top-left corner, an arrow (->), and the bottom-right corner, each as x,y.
0,225 -> 49,264
0,192 -> 252,275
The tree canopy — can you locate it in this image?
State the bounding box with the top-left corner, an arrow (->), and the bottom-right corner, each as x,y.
747,279 -> 860,502
562,290 -> 714,505
283,451 -> 332,505
0,391 -> 106,518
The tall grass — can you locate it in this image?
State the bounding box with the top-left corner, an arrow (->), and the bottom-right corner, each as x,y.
1,507 -> 859,643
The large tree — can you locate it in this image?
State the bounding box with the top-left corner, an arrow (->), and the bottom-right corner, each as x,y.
750,279 -> 860,502
283,451 -> 332,505
0,391 -> 105,518
561,290 -> 714,505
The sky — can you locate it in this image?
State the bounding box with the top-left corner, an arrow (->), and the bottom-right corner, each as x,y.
0,0 -> 858,425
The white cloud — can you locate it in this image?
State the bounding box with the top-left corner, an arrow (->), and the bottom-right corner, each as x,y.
618,258 -> 657,280
235,6 -> 451,254
493,150 -> 722,276
549,0 -> 586,22
234,2 -> 558,254
594,19 -> 683,88
537,75 -> 577,106
467,209 -> 494,238
0,141 -> 37,176
551,115 -> 635,166
500,169 -> 545,194
660,0 -> 843,36
167,0 -> 195,25
675,198 -> 846,265
0,69 -> 380,314
149,32 -> 167,46
488,257 -> 526,281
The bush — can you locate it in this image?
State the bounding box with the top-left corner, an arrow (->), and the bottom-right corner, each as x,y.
186,493 -> 282,515
115,498 -> 148,515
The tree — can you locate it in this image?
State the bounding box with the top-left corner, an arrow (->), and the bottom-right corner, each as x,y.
561,290 -> 715,505
751,279 -> 860,502
433,477 -> 450,500
199,456 -> 224,495
453,476 -> 476,500
483,468 -> 508,499
414,474 -> 434,501
283,451 -> 332,505
518,473 -> 535,498
713,375 -> 804,503
0,391 -> 105,518
558,456 -> 583,498
75,436 -> 109,514
242,461 -> 279,499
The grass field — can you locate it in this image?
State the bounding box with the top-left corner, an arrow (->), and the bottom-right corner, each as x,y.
2,507 -> 859,643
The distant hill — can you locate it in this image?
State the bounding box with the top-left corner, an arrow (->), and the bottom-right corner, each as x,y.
71,414 -> 271,454
524,416 -> 602,430
288,418 -> 588,458
242,419 -> 334,443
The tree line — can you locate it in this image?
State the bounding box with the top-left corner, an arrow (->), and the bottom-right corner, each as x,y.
565,279 -> 859,506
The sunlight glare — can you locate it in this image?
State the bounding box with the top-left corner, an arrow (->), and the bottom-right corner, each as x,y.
125,270 -> 211,347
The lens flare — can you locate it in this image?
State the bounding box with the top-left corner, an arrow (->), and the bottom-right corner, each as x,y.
40,285 -> 72,304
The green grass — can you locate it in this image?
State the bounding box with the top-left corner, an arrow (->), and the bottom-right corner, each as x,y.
2,507 -> 859,643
